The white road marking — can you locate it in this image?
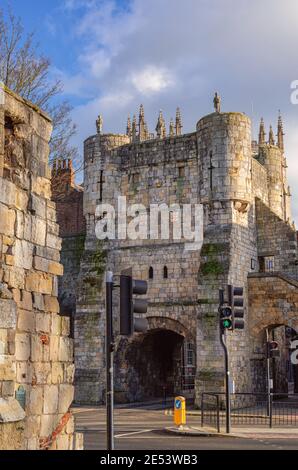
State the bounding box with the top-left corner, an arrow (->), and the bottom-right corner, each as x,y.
115,429 -> 155,438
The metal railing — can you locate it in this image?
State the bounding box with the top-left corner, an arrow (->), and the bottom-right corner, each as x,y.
201,392 -> 298,431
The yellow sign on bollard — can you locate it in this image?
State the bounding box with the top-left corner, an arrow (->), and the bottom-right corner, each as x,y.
174,396 -> 186,427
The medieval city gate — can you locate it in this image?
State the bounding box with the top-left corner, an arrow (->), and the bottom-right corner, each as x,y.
114,317 -> 196,403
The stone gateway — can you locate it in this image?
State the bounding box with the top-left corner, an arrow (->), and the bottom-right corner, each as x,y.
54,99 -> 298,405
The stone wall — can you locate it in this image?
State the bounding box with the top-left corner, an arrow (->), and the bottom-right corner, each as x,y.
255,199 -> 297,277
0,85 -> 82,450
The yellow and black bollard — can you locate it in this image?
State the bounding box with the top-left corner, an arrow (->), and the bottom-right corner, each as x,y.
174,396 -> 186,428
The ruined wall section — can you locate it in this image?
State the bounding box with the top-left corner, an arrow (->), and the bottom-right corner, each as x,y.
0,87 -> 82,450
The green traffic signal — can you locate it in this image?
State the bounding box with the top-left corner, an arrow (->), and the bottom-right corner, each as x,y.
222,319 -> 232,329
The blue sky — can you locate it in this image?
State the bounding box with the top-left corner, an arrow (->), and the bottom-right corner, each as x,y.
7,0 -> 298,223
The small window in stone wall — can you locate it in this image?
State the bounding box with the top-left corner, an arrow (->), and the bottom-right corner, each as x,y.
149,266 -> 154,279
186,342 -> 195,366
132,173 -> 140,184
163,266 -> 168,279
178,166 -> 185,178
251,258 -> 257,270
259,256 -> 275,273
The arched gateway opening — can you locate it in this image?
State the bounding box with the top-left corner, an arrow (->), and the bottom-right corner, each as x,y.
115,319 -> 196,403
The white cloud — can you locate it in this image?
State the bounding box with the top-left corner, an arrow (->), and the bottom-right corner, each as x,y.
55,0 -> 298,223
131,66 -> 174,95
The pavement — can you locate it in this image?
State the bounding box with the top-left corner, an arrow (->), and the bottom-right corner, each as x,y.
165,424 -> 298,439
73,404 -> 298,450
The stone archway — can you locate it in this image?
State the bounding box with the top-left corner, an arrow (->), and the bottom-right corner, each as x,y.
248,274 -> 298,393
114,316 -> 195,403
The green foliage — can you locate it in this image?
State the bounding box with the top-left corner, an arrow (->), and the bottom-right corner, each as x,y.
200,260 -> 224,276
92,241 -> 107,277
201,243 -> 226,256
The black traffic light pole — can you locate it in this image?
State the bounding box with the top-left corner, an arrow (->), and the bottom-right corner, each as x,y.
265,327 -> 271,418
219,289 -> 231,434
105,271 -> 114,451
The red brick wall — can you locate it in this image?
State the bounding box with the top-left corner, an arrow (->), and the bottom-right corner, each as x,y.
51,159 -> 86,237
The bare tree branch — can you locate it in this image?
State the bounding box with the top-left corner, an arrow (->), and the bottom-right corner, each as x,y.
0,6 -> 81,173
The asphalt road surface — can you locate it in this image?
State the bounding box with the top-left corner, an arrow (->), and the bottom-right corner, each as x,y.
73,406 -> 298,451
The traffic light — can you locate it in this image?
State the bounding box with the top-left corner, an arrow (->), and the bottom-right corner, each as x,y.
120,271 -> 148,336
219,305 -> 233,332
267,341 -> 280,358
228,285 -> 245,330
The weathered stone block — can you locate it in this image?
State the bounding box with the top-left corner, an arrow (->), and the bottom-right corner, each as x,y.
14,239 -> 33,270
58,337 -> 73,362
0,398 -> 25,423
0,203 -> 15,237
43,385 -> 59,414
15,334 -> 30,361
44,295 -> 59,313
30,335 -> 43,362
58,385 -> 74,413
18,290 -> 33,311
40,414 -> 57,437
0,300 -> 17,328
46,233 -> 62,251
51,362 -> 63,384
28,387 -> 43,415
1,381 -> 14,397
29,194 -> 46,219
35,313 -> 51,333
32,292 -> 44,311
0,357 -> 16,381
17,309 -> 35,333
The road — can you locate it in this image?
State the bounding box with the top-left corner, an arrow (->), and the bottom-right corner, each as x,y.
73,406 -> 298,451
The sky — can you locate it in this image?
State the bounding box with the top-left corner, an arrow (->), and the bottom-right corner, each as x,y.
7,0 -> 298,223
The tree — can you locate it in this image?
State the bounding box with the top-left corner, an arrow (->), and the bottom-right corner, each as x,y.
0,7 -> 80,169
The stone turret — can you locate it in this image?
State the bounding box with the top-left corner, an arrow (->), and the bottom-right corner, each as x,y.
132,115 -> 137,142
175,107 -> 183,136
126,116 -> 131,140
197,111 -> 252,208
268,125 -> 275,145
258,118 -> 266,145
260,139 -> 286,220
169,118 -> 175,137
156,110 -> 166,139
277,112 -> 284,153
138,104 -> 146,142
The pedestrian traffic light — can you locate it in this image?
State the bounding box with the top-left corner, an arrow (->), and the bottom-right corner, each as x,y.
219,305 -> 233,331
228,285 -> 245,330
120,271 -> 148,336
267,341 -> 280,358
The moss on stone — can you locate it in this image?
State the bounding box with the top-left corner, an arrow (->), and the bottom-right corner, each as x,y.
200,260 -> 224,276
201,243 -> 226,256
91,241 -> 107,277
176,176 -> 184,200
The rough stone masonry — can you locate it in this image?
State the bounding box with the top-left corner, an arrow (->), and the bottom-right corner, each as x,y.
54,100 -> 298,406
0,85 -> 83,450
